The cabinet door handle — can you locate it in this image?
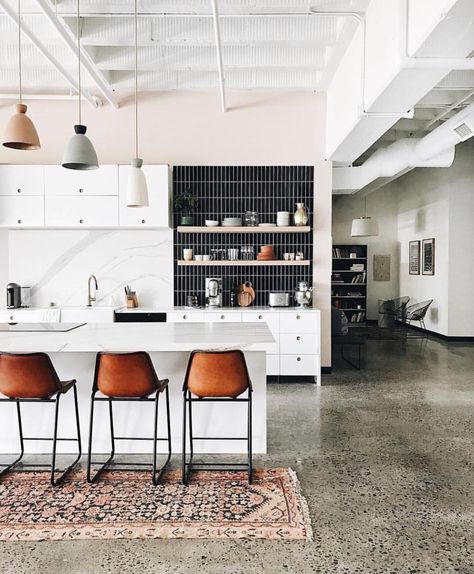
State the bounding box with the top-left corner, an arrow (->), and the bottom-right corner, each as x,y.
79,188 -> 84,193
17,219 -> 22,224
221,315 -> 225,320
296,315 -> 301,320
297,357 -> 301,362
296,336 -> 301,341
79,219 -> 84,224
9,315 -> 14,321
17,188 -> 21,193
258,315 -> 263,320
182,315 -> 187,320
141,219 -> 146,224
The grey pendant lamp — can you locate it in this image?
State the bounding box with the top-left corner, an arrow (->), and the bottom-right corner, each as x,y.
62,0 -> 98,170
126,0 -> 148,207
2,0 -> 41,150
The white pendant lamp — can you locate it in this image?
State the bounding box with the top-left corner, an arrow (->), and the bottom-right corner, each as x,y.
2,0 -> 41,150
62,0 -> 98,170
351,196 -> 379,237
126,0 -> 148,207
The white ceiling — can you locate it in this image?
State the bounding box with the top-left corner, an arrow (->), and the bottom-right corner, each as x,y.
0,0 -> 370,102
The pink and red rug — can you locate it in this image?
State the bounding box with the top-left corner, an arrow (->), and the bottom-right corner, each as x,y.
0,468 -> 312,541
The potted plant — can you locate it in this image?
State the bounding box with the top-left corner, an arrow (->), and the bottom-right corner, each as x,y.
174,187 -> 197,226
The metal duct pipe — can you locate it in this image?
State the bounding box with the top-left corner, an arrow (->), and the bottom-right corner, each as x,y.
333,102 -> 474,194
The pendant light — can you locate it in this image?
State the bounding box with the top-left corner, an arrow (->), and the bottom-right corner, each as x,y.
2,0 -> 41,150
351,196 -> 379,237
62,0 -> 98,170
126,0 -> 148,207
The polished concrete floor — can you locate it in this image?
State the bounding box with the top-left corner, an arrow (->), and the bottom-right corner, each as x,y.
0,336 -> 473,573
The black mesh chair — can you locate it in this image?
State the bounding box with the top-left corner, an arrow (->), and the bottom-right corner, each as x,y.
378,296 -> 410,322
404,299 -> 433,337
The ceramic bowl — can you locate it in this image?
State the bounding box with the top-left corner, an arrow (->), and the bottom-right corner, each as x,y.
205,220 -> 219,227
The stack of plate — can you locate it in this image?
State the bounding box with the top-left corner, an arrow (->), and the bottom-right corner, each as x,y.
256,245 -> 277,261
222,217 -> 242,227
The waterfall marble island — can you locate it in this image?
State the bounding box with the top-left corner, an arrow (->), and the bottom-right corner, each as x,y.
0,322 -> 272,455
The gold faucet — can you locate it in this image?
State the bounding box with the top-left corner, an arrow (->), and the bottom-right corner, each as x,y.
87,274 -> 98,307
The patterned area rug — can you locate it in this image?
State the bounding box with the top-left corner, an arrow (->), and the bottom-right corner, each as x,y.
0,468 -> 312,541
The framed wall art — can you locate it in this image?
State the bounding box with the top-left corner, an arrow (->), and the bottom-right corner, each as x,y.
409,240 -> 420,275
422,238 -> 435,275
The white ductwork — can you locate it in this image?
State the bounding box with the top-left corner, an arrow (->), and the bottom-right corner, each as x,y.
333,102 -> 474,194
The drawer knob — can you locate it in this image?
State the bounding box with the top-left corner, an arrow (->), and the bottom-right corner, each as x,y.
258,315 -> 263,320
297,357 -> 301,362
221,315 -> 225,320
296,315 -> 301,320
183,315 -> 187,320
141,219 -> 146,224
9,315 -> 14,321
17,188 -> 21,193
79,188 -> 84,193
79,219 -> 84,224
17,219 -> 22,224
296,336 -> 301,341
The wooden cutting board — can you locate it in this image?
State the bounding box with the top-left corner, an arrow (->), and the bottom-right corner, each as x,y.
237,281 -> 255,307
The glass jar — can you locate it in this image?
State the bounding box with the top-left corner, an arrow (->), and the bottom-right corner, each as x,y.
243,211 -> 259,227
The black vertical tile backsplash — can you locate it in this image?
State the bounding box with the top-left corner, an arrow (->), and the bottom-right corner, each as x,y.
173,166 -> 314,307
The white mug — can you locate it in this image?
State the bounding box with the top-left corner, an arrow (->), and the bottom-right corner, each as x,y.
194,254 -> 203,261
203,255 -> 211,261
183,248 -> 193,261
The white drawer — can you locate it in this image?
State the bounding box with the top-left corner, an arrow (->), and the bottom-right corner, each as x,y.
0,310 -> 43,323
280,311 -> 318,334
280,354 -> 319,376
61,308 -> 115,323
267,354 -> 279,376
280,333 -> 319,355
204,312 -> 242,323
167,312 -> 205,323
242,312 -> 279,332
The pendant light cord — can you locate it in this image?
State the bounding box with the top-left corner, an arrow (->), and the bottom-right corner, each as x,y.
134,0 -> 138,158
77,0 -> 81,125
18,0 -> 22,104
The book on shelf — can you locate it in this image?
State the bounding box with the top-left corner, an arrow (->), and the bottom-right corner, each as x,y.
351,272 -> 366,284
331,273 -> 345,283
349,311 -> 366,323
350,264 -> 365,271
332,246 -> 365,259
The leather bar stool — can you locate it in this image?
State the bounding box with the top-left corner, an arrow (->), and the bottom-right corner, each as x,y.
87,352 -> 171,485
0,352 -> 82,486
182,350 -> 253,485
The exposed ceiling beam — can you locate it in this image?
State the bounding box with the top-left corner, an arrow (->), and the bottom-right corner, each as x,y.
0,0 -> 99,108
33,0 -> 119,108
210,0 -> 226,112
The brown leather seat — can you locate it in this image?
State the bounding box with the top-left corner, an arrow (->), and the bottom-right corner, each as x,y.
95,352 -> 165,398
0,352 -> 75,399
185,350 -> 251,398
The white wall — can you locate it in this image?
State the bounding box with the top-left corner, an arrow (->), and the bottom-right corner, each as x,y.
332,188 -> 399,320
332,139 -> 474,337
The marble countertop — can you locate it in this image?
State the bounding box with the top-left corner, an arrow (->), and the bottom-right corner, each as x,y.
0,322 -> 275,353
115,306 -> 320,314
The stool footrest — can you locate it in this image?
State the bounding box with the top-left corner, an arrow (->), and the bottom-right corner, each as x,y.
113,436 -> 169,441
192,436 -> 248,441
22,437 -> 78,441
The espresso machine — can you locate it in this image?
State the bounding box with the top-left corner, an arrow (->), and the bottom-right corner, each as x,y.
6,283 -> 22,309
205,278 -> 223,308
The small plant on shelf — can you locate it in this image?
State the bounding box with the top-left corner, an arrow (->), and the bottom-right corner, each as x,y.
174,187 -> 197,226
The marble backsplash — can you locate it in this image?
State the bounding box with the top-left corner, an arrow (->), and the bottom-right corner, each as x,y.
8,229 -> 174,308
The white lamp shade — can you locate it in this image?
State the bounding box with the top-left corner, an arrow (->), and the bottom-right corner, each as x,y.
351,216 -> 379,237
126,158 -> 149,207
62,125 -> 98,170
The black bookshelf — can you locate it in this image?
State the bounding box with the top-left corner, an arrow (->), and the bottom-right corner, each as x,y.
332,244 -> 367,325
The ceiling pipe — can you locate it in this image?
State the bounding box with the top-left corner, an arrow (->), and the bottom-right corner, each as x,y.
0,0 -> 99,109
210,0 -> 226,113
333,102 -> 474,194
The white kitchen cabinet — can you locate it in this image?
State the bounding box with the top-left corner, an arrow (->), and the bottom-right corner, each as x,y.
280,332 -> 319,355
266,354 -> 280,376
0,310 -> 44,323
0,196 -> 44,227
167,311 -> 205,323
242,312 -> 279,354
60,307 -> 115,323
204,312 -> 241,323
45,196 -> 118,227
44,165 -> 118,196
0,165 -> 44,196
280,354 -> 320,376
280,311 -> 317,333
118,165 -> 171,228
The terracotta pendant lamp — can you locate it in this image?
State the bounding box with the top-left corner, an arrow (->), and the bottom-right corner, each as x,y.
62,0 -> 98,170
2,0 -> 41,150
351,196 -> 379,237
126,0 -> 148,207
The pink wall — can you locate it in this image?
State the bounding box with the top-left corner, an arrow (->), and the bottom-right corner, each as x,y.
0,91 -> 325,165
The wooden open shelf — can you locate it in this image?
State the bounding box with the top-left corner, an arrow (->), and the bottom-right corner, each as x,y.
177,226 -> 311,234
178,260 -> 311,267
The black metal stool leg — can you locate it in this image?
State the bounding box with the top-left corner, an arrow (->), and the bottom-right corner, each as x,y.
248,389 -> 253,484
0,400 -> 25,478
50,387 -> 83,487
182,390 -> 188,485
87,395 -> 116,483
188,390 -> 194,464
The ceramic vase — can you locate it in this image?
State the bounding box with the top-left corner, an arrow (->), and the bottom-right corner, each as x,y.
294,203 -> 308,226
